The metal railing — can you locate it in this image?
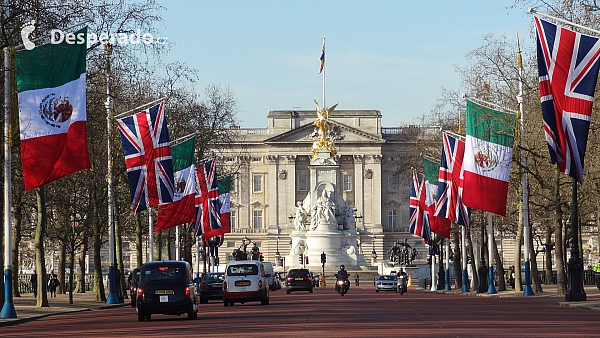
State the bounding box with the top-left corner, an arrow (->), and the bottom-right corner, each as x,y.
18,273 -> 95,294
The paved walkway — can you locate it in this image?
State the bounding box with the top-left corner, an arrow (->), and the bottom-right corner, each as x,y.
1,284 -> 599,327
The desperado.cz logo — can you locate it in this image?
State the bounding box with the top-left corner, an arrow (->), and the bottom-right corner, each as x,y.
21,20 -> 168,51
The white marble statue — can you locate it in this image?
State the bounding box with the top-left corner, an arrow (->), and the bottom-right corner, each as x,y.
310,190 -> 336,231
293,201 -> 308,231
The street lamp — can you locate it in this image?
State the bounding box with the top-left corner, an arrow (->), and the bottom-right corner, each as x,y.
371,237 -> 377,265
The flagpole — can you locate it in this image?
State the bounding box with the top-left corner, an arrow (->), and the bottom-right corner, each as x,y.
430,245 -> 436,292
528,7 -> 600,36
517,32 -> 534,297
176,226 -> 180,260
148,209 -> 154,261
461,226 -> 470,292
1,0 -> 17,317
322,36 -> 325,109
113,96 -> 167,119
487,213 -> 497,294
104,43 -> 118,304
444,237 -> 451,291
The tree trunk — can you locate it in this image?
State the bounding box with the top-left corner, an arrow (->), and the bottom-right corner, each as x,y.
35,187 -> 49,307
116,215 -> 128,300
11,201 -> 22,297
545,224 -> 553,284
77,236 -> 88,293
92,189 -> 106,302
166,228 -> 172,260
529,221 -> 543,293
184,226 -> 193,265
555,172 -> 567,296
0,207 -> 4,306
155,230 -> 162,260
136,213 -> 143,267
452,225 -> 463,289
58,243 -> 66,294
68,250 -> 75,304
465,226 -> 479,290
493,236 -> 506,291
514,203 -> 524,292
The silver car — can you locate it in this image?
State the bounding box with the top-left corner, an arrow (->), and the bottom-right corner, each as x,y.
375,275 -> 397,292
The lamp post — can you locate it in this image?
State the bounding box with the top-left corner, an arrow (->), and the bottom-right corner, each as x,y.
371,237 -> 377,266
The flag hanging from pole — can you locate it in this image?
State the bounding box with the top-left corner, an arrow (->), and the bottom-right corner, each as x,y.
435,132 -> 470,227
319,37 -> 325,73
423,157 -> 451,238
193,159 -> 225,239
534,16 -> 600,183
16,27 -> 90,191
155,137 -> 196,232
117,102 -> 175,213
409,169 -> 431,244
462,100 -> 516,216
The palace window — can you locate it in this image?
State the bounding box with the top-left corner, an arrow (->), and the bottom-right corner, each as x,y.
388,175 -> 399,192
388,210 -> 397,228
298,175 -> 308,191
253,175 -> 262,193
343,174 -> 352,191
230,210 -> 236,230
253,210 -> 263,229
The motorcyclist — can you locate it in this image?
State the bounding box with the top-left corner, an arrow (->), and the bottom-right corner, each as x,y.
396,268 -> 407,279
337,265 -> 349,280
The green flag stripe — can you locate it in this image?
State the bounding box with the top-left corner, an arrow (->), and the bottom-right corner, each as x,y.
15,27 -> 87,92
219,176 -> 232,194
466,100 -> 516,147
423,157 -> 439,184
172,137 -> 195,172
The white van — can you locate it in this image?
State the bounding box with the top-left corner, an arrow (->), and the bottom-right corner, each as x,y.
223,260 -> 269,306
262,262 -> 276,290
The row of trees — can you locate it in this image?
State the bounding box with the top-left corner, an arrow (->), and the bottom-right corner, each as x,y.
0,0 -> 243,307
400,0 -> 600,294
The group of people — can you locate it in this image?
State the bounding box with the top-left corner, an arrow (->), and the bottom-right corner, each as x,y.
29,270 -> 60,298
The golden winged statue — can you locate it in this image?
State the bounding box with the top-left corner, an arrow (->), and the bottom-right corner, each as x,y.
312,99 -> 339,157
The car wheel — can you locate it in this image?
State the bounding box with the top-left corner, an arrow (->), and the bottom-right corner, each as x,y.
287,290 -> 291,294
229,301 -> 234,306
188,303 -> 196,320
137,309 -> 145,322
131,299 -> 136,307
309,288 -> 313,294
223,298 -> 229,307
376,289 -> 379,292
145,314 -> 151,320
199,297 -> 208,304
261,295 -> 268,305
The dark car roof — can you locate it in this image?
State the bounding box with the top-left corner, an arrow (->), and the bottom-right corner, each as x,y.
141,260 -> 190,268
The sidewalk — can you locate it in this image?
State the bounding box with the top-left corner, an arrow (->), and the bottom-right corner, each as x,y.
422,283 -> 600,311
0,291 -> 129,327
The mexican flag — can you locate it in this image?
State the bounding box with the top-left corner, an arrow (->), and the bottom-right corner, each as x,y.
16,27 -> 90,191
155,137 -> 196,232
423,157 -> 450,238
462,100 -> 516,216
217,175 -> 232,234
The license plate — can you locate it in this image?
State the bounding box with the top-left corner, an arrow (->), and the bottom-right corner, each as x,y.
295,278 -> 304,281
239,286 -> 246,291
160,295 -> 168,302
155,290 -> 174,295
235,281 -> 251,286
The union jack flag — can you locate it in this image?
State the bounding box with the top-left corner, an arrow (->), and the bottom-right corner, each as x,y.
435,132 -> 470,227
535,17 -> 600,183
193,159 -> 224,240
117,102 -> 174,213
409,170 -> 431,244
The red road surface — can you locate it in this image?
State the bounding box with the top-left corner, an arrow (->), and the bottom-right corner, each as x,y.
2,286 -> 599,337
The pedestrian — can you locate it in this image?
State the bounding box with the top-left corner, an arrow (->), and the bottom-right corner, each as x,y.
354,272 -> 360,286
48,271 -> 59,297
593,258 -> 600,290
509,266 -> 515,289
30,270 -> 38,298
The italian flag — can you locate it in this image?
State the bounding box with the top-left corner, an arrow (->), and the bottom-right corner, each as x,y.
217,176 -> 232,234
423,157 -> 450,238
462,100 -> 516,216
16,27 -> 90,191
156,137 -> 196,232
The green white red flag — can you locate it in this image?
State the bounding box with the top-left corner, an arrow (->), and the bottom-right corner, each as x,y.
462,100 -> 516,216
423,157 -> 450,238
15,27 -> 90,190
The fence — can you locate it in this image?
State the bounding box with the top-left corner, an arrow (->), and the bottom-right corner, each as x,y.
537,270 -> 597,285
18,274 -> 95,294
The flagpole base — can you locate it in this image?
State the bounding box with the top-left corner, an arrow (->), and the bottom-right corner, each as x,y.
487,267 -> 497,294
523,261 -> 535,296
1,269 -> 17,318
106,266 -> 119,304
462,269 -> 470,292
444,269 -> 451,291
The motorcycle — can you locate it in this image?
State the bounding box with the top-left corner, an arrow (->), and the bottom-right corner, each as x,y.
334,274 -> 350,296
397,274 -> 407,295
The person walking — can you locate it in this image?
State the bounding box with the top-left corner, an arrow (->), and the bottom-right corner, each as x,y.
593,258 -> 600,290
30,270 -> 38,298
48,271 -> 59,297
354,272 -> 360,286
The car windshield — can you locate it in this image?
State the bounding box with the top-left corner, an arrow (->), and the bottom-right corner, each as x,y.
288,269 -> 309,278
204,273 -> 224,282
227,264 -> 258,276
378,275 -> 396,280
142,266 -> 184,282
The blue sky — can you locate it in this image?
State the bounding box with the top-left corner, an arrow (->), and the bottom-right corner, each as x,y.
157,1 -> 534,128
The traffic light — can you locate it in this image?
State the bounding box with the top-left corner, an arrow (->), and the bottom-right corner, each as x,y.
299,254 -> 303,264
216,256 -> 220,266
320,252 -> 326,264
305,256 -> 309,265
259,253 -> 264,262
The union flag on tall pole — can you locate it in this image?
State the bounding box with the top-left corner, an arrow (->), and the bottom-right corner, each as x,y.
116,102 -> 175,213
534,16 -> 600,183
409,169 -> 431,244
193,159 -> 226,240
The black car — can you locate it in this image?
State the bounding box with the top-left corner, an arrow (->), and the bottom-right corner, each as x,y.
128,267 -> 141,307
136,261 -> 200,321
285,268 -> 313,294
199,272 -> 224,304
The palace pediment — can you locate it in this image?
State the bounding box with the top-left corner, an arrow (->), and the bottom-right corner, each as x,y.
264,120 -> 385,144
